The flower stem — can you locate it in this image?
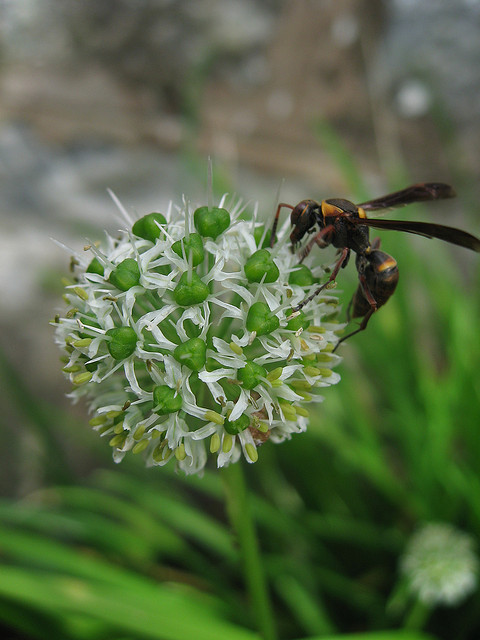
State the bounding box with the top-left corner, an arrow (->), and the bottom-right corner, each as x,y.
222,461 -> 278,640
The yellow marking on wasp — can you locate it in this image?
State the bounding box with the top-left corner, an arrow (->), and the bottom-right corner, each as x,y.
321,201 -> 342,217
378,257 -> 397,272
357,206 -> 367,219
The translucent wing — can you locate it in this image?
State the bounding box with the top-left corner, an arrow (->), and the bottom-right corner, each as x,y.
359,183 -> 456,212
361,218 -> 480,252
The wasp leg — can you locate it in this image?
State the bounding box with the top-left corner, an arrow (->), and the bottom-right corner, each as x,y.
270,203 -> 294,248
333,308 -> 375,351
298,225 -> 335,263
333,273 -> 378,351
292,247 -> 350,312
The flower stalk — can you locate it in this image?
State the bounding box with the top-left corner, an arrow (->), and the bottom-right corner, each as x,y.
222,461 -> 278,640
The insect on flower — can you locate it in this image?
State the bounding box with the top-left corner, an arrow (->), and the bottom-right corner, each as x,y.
270,182 -> 480,349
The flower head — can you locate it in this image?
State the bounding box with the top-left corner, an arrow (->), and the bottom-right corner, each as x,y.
53,186 -> 341,474
401,522 -> 479,606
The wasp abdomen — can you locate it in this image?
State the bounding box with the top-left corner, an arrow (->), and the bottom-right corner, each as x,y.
352,250 -> 399,318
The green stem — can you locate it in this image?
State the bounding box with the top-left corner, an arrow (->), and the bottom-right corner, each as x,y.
404,598 -> 431,630
222,462 -> 278,640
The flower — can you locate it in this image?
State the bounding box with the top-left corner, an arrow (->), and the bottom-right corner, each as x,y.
53,185 -> 342,474
401,522 -> 479,606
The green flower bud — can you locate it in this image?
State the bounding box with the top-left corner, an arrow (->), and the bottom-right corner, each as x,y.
223,434 -> 233,452
173,271 -> 209,306
224,413 -> 250,435
172,233 -> 205,267
210,433 -> 221,452
304,365 -> 321,377
288,264 -> 317,286
153,385 -> 182,415
253,225 -> 270,249
286,310 -> 310,331
132,439 -> 149,455
132,212 -> 167,242
229,341 -> 243,355
74,287 -> 89,301
244,249 -> 279,283
174,338 -> 207,372
206,357 -> 222,371
246,302 -> 280,336
175,443 -> 186,460
204,410 -> 224,425
245,443 -> 258,462
194,206 -> 230,239
266,367 -> 283,381
72,372 -> 93,385
317,352 -> 333,362
86,257 -> 104,276
109,258 -> 140,291
238,360 -> 267,390
106,326 -> 137,360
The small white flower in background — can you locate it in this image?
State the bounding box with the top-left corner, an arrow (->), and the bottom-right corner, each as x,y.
53,184 -> 342,475
401,522 -> 479,607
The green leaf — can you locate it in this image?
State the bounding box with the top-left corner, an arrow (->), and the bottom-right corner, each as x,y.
0,566 -> 261,640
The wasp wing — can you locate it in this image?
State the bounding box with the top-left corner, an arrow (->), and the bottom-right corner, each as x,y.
361,218 -> 480,252
359,183 -> 456,212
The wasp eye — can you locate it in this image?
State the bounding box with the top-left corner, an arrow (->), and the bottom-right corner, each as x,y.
289,202 -> 317,245
290,206 -> 301,226
290,200 -> 312,226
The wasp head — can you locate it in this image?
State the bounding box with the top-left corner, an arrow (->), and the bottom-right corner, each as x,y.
289,199 -> 320,245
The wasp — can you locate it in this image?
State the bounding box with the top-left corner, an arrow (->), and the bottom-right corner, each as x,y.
270,183 -> 480,349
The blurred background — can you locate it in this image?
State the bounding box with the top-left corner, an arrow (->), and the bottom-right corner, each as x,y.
1,1 -> 480,639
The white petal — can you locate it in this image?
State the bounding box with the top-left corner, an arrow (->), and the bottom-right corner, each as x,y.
190,423 -> 218,440
229,389 -> 249,421
198,368 -> 236,383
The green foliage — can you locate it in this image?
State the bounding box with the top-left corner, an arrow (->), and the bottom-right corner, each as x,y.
3,124 -> 480,639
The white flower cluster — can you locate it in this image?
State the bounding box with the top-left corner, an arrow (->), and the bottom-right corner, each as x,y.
401,522 -> 479,606
53,191 -> 342,474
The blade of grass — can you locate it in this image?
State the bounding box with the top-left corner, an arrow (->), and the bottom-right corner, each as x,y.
0,566 -> 261,640
94,472 -> 237,562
